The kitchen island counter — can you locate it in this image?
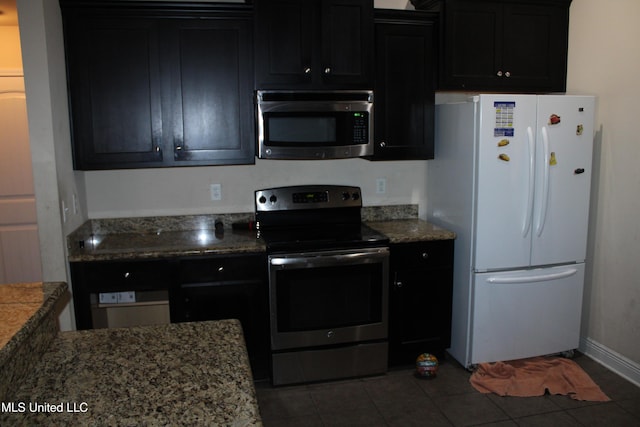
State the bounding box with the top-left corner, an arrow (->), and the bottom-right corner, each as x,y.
1,319 -> 262,426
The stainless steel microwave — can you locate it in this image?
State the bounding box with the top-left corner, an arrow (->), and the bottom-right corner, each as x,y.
256,90 -> 373,160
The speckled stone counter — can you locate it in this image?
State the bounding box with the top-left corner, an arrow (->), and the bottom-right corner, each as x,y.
67,213 -> 264,262
66,207 -> 454,263
367,219 -> 456,243
0,282 -> 68,402
1,319 -> 262,426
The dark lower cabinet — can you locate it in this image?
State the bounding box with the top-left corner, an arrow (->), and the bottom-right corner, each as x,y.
170,254 -> 270,380
388,240 -> 454,366
371,9 -> 437,160
60,2 -> 255,170
70,253 -> 270,380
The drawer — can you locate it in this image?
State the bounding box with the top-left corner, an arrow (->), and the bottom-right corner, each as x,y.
78,260 -> 172,291
390,240 -> 454,270
178,253 -> 266,284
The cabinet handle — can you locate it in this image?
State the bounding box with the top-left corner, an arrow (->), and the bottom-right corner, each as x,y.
217,266 -> 224,273
395,281 -> 403,288
303,67 -> 312,74
323,67 -> 331,75
124,272 -> 131,278
422,252 -> 429,259
497,70 -> 503,77
505,71 -> 511,78
379,141 -> 386,148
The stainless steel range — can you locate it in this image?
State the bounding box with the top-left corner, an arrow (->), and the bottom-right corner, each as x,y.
255,185 -> 389,386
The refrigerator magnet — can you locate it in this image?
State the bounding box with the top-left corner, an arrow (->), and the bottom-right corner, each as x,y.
550,152 -> 557,166
497,139 -> 510,147
549,114 -> 561,125
576,124 -> 584,135
498,153 -> 510,162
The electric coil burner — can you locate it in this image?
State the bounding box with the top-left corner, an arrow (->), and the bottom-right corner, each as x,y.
255,185 -> 390,386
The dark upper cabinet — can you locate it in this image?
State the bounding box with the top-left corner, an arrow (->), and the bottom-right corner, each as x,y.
61,2 -> 255,170
63,16 -> 165,168
254,0 -> 374,89
162,17 -> 255,166
437,0 -> 571,92
371,10 -> 437,160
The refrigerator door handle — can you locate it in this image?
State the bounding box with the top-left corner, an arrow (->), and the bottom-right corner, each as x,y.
535,126 -> 551,236
523,126 -> 535,237
485,268 -> 578,284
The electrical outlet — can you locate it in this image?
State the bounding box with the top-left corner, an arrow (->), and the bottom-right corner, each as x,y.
61,200 -> 69,223
210,183 -> 222,201
376,178 -> 387,194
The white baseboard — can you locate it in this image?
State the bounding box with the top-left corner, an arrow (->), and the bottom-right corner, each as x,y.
579,337 -> 640,387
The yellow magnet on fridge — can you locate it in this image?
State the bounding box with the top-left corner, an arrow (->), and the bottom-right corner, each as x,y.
498,139 -> 510,147
498,153 -> 510,162
549,152 -> 557,166
576,124 -> 584,135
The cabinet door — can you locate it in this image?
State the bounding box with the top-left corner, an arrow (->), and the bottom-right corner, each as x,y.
64,16 -> 164,169
373,11 -> 436,160
254,0 -> 373,89
442,0 -> 503,90
254,0 -> 315,87
501,3 -> 569,91
389,240 -> 454,365
163,17 -> 255,165
320,0 -> 373,87
440,0 -> 570,92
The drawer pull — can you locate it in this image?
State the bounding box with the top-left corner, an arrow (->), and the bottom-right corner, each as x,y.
124,272 -> 131,278
218,266 -> 224,273
422,252 -> 429,259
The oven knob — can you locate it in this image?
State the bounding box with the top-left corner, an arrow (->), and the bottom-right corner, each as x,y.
352,192 -> 360,200
342,192 -> 350,201
258,195 -> 267,204
269,195 -> 277,204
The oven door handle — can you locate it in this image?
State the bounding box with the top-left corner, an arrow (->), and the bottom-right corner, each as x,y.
269,248 -> 389,268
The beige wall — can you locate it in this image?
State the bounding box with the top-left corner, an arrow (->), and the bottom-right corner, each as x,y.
567,0 -> 640,374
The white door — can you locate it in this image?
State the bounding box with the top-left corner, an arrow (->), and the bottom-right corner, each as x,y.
0,76 -> 42,283
471,264 -> 584,364
531,96 -> 595,266
474,95 -> 537,271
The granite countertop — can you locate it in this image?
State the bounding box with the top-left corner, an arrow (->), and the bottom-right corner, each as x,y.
67,207 -> 455,262
0,282 -> 69,401
1,319 -> 262,426
367,219 -> 456,243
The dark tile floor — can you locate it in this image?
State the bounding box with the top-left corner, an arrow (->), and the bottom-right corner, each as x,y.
254,353 -> 640,426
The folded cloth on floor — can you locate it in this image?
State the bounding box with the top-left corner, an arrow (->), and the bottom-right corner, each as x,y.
470,356 -> 610,401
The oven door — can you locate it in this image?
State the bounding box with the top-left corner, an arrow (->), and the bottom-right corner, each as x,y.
268,247 -> 389,351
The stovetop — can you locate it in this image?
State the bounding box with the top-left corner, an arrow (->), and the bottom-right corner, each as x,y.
254,185 -> 389,252
258,223 -> 389,253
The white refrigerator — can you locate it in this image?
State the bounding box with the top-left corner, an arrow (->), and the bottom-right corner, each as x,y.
427,94 -> 595,368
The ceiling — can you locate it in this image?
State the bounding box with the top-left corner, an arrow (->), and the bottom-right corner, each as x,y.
0,0 -> 18,26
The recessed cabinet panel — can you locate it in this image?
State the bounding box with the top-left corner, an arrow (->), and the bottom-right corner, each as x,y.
388,240 -> 454,365
167,19 -> 254,165
255,0 -> 373,89
65,18 -> 164,169
372,10 -> 436,160
437,0 -> 571,92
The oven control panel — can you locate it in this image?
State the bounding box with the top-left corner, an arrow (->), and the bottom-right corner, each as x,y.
255,185 -> 362,212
